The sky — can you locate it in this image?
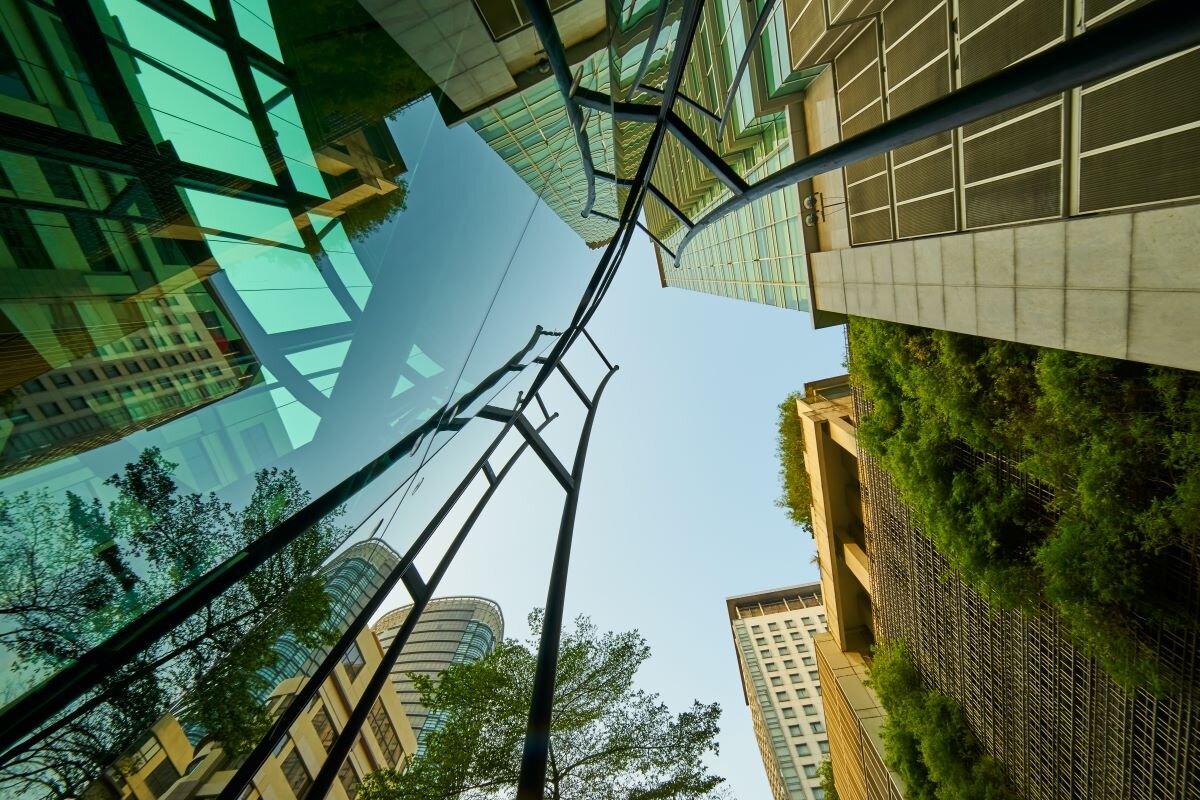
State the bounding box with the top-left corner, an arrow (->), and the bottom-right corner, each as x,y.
362,123 -> 848,796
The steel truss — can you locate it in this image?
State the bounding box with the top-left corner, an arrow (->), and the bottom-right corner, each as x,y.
5,1 -> 1200,799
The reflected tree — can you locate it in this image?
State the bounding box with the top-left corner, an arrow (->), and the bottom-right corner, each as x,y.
0,449 -> 347,797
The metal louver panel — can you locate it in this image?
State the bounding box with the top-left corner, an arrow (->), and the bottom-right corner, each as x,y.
958,0 -> 1067,86
884,0 -> 956,238
956,1 -> 1066,229
837,20 -> 893,244
1077,48 -> 1200,212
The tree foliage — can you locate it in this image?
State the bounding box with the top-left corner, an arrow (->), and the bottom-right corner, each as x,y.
849,317 -> 1200,691
776,391 -> 814,531
0,449 -> 345,796
359,611 -> 726,800
869,641 -> 1015,800
337,184 -> 409,241
819,759 -> 839,800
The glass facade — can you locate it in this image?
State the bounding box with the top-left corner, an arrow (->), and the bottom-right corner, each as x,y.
0,0 -> 607,796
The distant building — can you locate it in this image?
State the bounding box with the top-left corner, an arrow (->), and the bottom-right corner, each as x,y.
726,584 -> 830,800
82,626 -> 414,800
372,596 -> 504,754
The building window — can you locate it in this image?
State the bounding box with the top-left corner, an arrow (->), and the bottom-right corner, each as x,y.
811,722 -> 825,734
785,619 -> 796,629
766,663 -> 778,672
796,743 -> 811,756
146,357 -> 161,369
807,630 -> 817,637
788,725 -> 802,736
751,625 -> 762,633
50,373 -> 73,389
78,368 -> 98,383
41,160 -> 84,201
132,337 -> 149,350
367,699 -> 404,767
280,747 -> 311,798
102,364 -> 121,378
789,673 -> 801,683
67,396 -> 88,411
819,740 -> 830,754
803,656 -> 815,666
770,676 -> 783,686
819,614 -> 826,623
37,401 -> 62,418
22,378 -> 45,393
804,704 -> 816,716
784,659 -> 796,669
755,637 -> 766,645
143,755 -> 181,796
801,616 -> 812,625
776,691 -> 789,701
92,389 -> 112,404
768,622 -> 779,631
803,764 -> 818,779
809,670 -> 820,681
164,354 -> 180,366
782,707 -> 797,719
816,686 -> 823,696
773,634 -> 784,643
760,649 -> 771,659
791,632 -> 802,641
338,757 -> 361,800
797,642 -> 808,651
814,789 -> 825,800
343,642 -> 365,680
796,687 -> 809,698
0,33 -> 34,100
311,704 -> 336,750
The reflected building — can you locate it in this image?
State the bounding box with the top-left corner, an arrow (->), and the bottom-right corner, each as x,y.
262,539 -> 401,695
727,584 -> 831,800
372,596 -> 504,755
81,626 -> 415,800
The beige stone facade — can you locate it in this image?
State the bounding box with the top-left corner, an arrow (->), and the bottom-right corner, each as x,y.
727,585 -> 831,800
796,376 -> 905,799
84,627 -> 414,800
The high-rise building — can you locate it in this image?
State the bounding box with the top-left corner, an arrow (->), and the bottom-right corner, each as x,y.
81,626 -> 415,800
372,596 -> 504,754
727,584 -> 831,800
262,539 -> 402,696
797,372 -> 1200,798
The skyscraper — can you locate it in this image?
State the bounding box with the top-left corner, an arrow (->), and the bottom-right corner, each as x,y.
727,584 -> 831,800
372,596 -> 504,754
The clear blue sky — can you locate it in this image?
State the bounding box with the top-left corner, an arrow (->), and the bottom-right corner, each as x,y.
361,99 -> 848,798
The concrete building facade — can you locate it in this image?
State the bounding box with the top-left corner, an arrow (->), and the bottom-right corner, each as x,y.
372,596 -> 504,755
727,584 -> 832,800
795,376 -> 903,800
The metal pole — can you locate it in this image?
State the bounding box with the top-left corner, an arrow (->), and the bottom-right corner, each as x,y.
515,364 -> 619,799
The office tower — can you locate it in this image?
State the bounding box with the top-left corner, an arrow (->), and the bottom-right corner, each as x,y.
796,372 -> 1200,798
727,585 -> 831,800
81,626 -> 414,800
261,539 -> 402,696
372,596 -> 504,754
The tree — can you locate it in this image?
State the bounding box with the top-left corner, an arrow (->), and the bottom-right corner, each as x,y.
0,450 -> 347,797
359,612 -> 726,800
337,184 -> 409,241
776,392 -> 814,532
818,760 -> 839,800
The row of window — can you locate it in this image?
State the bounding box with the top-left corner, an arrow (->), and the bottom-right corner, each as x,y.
779,703 -> 819,719
749,614 -> 826,634
760,647 -> 816,665
21,349 -> 218,394
757,630 -> 815,646
788,721 -> 825,736
774,685 -> 821,701
796,740 -> 830,757
22,367 -> 227,420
